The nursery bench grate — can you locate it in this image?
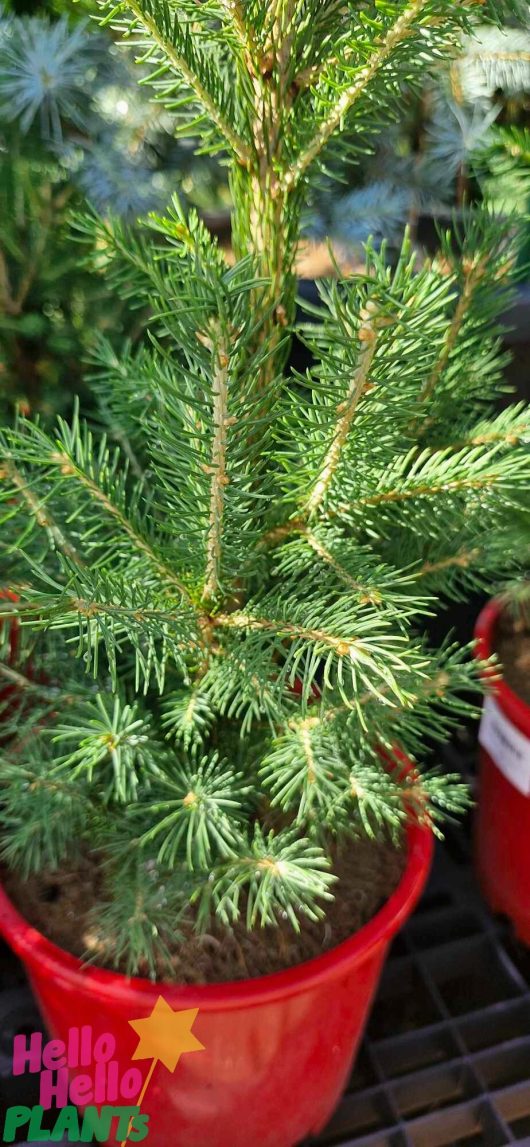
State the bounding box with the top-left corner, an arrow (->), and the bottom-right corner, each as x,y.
3,724 -> 530,1147
306,721 -> 530,1147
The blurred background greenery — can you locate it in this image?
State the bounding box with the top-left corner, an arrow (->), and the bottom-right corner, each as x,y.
0,0 -> 231,417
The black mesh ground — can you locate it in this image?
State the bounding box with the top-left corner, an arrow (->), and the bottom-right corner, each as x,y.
307,837 -> 530,1147
306,722 -> 530,1147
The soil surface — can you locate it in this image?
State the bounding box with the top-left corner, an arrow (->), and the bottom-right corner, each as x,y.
2,837 -> 406,984
494,606 -> 530,706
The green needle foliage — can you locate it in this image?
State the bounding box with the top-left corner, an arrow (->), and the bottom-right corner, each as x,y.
1,0 -> 529,977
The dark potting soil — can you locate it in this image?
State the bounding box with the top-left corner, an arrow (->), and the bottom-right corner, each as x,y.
2,837 -> 406,984
494,605 -> 530,707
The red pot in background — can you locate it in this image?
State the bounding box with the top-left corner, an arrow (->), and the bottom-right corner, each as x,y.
475,598 -> 530,943
0,818 -> 432,1147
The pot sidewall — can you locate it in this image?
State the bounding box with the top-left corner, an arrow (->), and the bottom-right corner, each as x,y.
0,824 -> 432,1147
475,598 -> 530,941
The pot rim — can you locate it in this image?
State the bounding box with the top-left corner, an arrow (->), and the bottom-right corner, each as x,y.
475,596 -> 530,731
0,820 -> 432,1011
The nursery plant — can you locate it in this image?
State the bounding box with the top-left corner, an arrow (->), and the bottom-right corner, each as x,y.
1,0 -> 530,982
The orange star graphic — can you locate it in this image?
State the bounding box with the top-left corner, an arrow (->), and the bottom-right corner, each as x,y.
120,997 -> 205,1146
129,996 -> 205,1072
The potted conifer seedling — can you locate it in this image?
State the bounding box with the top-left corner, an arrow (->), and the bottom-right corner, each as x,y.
1,2 -> 530,1146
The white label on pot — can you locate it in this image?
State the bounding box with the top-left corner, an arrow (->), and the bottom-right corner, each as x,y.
479,695 -> 530,796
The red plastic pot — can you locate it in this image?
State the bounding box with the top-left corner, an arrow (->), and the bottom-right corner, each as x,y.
475,597 -> 530,943
0,817 -> 432,1147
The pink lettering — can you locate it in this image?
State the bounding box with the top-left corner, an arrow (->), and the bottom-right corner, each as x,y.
39,1067 -> 69,1109
69,1072 -> 94,1105
121,1068 -> 143,1101
42,1039 -> 66,1071
80,1026 -> 92,1067
68,1026 -> 79,1069
12,1032 -> 42,1075
107,1060 -> 119,1103
94,1033 -> 115,1063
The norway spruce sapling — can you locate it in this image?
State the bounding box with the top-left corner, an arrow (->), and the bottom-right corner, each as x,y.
1,0 -> 530,977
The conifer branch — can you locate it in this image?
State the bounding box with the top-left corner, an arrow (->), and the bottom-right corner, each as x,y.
259,518 -> 303,549
214,610 -> 376,661
284,0 -> 430,190
290,529 -> 390,608
126,0 -> 251,165
1,596 -> 189,629
301,530 -> 366,593
47,449 -> 195,608
418,255 -> 487,406
3,457 -> 82,567
272,0 -> 299,91
202,325 -> 231,605
287,657 -> 476,731
454,425 -> 529,450
298,723 -> 317,785
0,663 -> 77,705
71,598 -> 179,623
337,473 -> 500,511
0,664 -> 34,692
219,0 -> 258,73
305,306 -> 381,515
418,547 -> 483,576
215,610 -> 351,648
109,425 -> 144,481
